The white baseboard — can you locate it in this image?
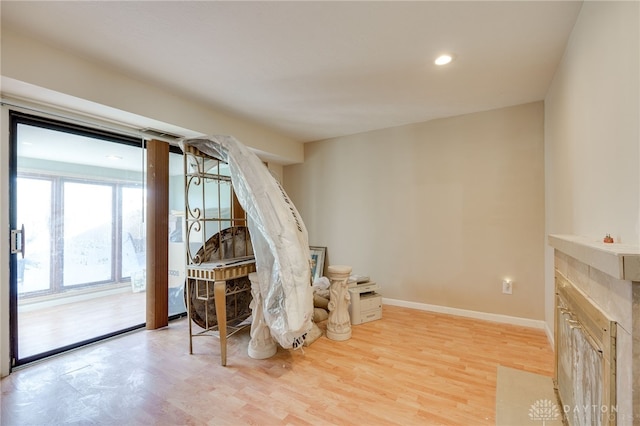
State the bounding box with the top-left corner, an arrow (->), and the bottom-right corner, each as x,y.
382,297 -> 547,330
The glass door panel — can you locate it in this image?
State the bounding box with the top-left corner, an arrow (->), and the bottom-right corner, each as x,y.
168,149 -> 186,317
10,112 -> 147,364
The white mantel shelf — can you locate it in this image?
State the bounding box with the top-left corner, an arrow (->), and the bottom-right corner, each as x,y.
548,234 -> 640,281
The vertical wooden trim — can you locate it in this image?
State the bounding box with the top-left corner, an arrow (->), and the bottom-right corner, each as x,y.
146,139 -> 169,329
232,193 -> 245,226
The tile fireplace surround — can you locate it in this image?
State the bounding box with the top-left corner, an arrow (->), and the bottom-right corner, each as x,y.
549,234 -> 640,425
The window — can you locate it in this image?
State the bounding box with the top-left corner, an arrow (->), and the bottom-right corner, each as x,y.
16,177 -> 52,293
17,173 -> 145,297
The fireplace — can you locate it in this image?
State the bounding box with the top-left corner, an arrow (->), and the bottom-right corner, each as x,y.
550,234 -> 640,425
555,272 -> 616,425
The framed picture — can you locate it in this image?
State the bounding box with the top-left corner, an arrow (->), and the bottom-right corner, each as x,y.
309,246 -> 326,284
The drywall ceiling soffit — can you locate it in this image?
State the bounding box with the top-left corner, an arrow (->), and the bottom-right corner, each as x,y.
1,1 -> 582,143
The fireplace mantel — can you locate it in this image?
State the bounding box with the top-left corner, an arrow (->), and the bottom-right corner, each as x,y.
549,234 -> 640,281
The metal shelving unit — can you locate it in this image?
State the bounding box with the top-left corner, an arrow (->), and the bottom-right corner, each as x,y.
183,144 -> 255,366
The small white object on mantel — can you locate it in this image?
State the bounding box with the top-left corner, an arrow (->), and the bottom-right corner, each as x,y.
548,234 -> 640,281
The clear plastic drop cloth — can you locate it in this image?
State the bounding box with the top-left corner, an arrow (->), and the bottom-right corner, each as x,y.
180,136 -> 313,349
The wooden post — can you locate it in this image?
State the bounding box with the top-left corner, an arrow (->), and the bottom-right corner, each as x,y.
146,139 -> 169,329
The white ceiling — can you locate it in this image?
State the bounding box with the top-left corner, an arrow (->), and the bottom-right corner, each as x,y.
2,1 -> 582,143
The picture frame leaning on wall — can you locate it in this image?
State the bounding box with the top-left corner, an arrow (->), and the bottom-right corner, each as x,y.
309,246 -> 326,284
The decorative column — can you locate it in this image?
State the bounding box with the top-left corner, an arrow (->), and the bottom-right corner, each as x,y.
247,272 -> 277,359
326,265 -> 352,341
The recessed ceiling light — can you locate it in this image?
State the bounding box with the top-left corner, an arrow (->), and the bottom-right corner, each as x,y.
435,54 -> 453,66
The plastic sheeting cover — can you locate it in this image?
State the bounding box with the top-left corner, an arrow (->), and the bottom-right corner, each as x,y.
180,136 -> 313,349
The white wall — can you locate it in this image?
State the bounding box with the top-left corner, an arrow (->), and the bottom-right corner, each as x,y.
544,1 -> 640,332
285,102 -> 546,321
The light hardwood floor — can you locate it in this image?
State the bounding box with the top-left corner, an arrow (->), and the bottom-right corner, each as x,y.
1,305 -> 554,425
17,290 -> 147,359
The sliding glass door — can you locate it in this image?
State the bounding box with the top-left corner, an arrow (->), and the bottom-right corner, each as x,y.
9,112 -> 148,365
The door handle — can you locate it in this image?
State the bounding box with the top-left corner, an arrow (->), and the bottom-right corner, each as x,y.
10,224 -> 25,258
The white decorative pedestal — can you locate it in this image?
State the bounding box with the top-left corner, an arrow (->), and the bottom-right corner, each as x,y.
247,272 -> 277,359
326,265 -> 353,341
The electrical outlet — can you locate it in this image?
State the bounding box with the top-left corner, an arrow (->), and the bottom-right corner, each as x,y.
502,280 -> 513,294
